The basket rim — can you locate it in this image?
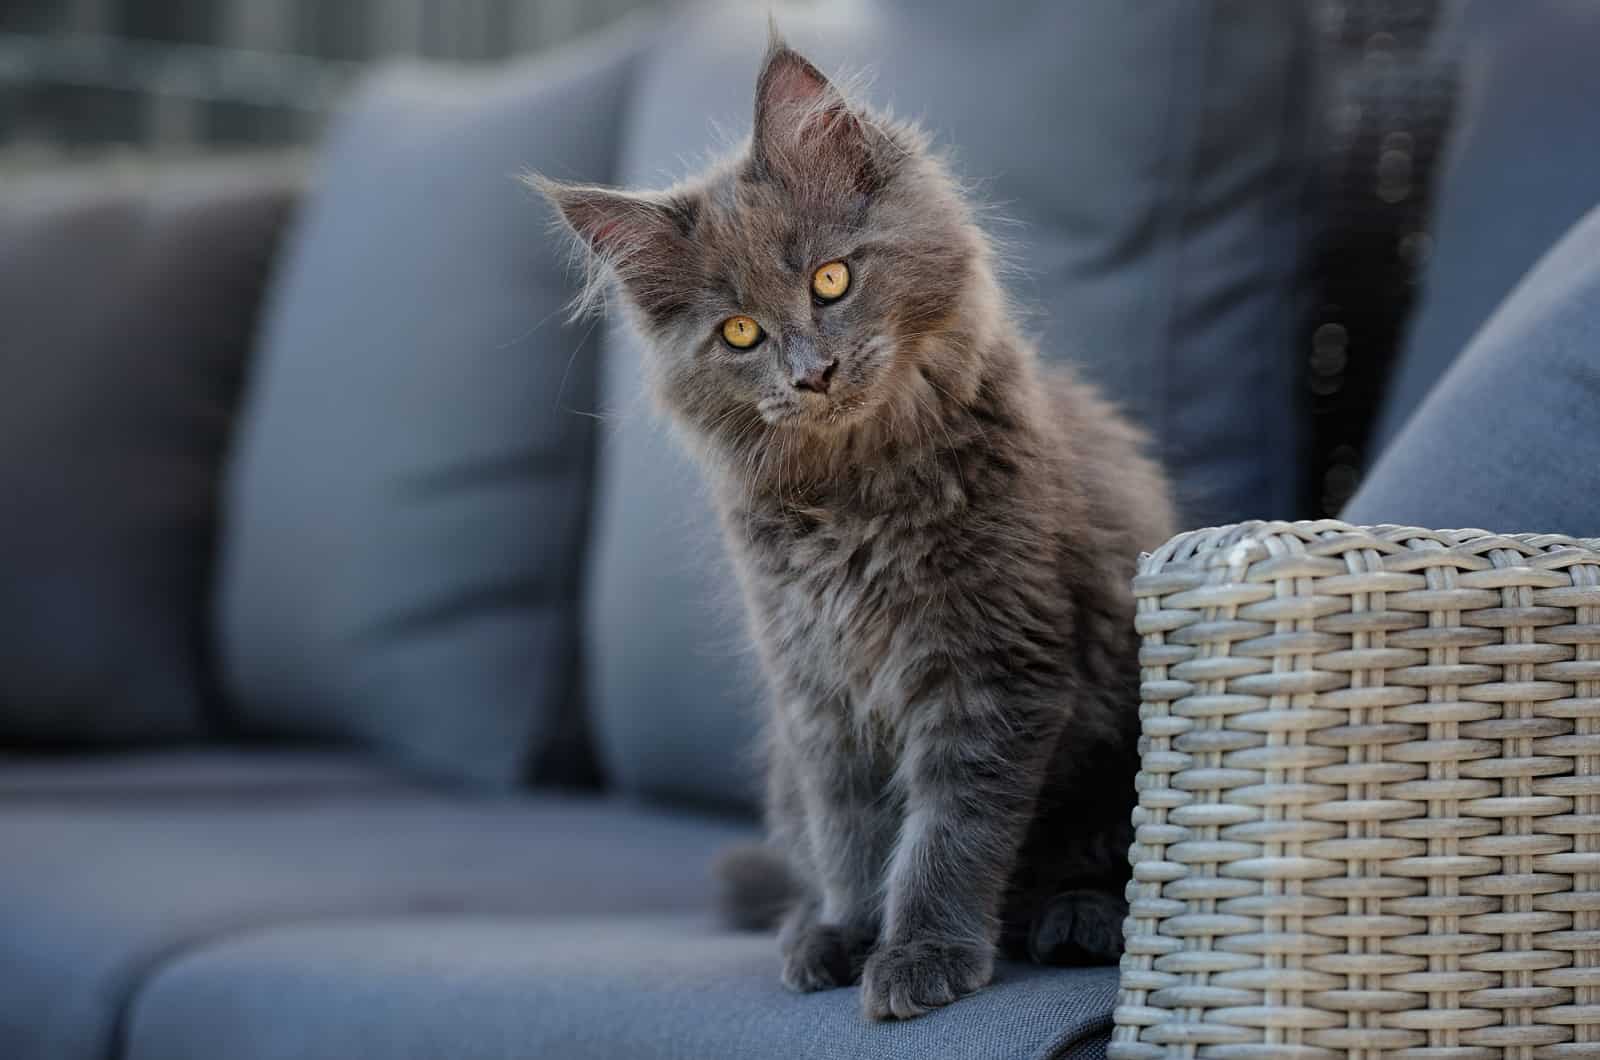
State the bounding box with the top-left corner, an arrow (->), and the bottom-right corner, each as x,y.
1138,519 -> 1600,583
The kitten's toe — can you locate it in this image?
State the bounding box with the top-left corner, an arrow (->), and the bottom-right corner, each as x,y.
860,938 -> 993,1021
780,924 -> 870,993
1029,889 -> 1127,965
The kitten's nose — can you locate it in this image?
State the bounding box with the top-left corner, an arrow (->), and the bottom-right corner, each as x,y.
792,358 -> 837,394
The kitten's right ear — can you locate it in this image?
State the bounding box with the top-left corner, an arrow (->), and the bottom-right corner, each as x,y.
529,175 -> 696,318
751,35 -> 877,196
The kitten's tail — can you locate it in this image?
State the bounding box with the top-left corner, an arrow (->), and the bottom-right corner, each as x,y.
713,842 -> 803,931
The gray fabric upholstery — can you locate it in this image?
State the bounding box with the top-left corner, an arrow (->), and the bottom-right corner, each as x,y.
0,749 -> 402,799
1061,1034 -> 1110,1060
125,914 -> 1117,1060
584,0 -> 1318,808
215,19 -> 658,786
0,775 -> 749,1060
1372,1 -> 1600,451
1344,202 -> 1600,538
0,161 -> 297,744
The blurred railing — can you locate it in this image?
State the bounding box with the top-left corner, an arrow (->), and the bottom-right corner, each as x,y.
0,0 -> 660,165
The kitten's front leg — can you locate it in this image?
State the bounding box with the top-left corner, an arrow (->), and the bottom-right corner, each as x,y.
862,691 -> 1053,1021
774,710 -> 893,993
777,895 -> 875,992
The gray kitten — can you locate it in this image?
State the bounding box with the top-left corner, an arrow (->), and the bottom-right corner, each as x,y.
535,36 -> 1174,1021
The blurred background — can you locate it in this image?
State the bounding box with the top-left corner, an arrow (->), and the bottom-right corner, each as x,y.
0,0 -> 1455,515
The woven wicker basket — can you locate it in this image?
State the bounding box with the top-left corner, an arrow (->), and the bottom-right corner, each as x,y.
1111,520 -> 1600,1060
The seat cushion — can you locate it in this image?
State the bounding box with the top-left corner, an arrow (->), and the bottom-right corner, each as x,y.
125,914 -> 1117,1060
214,18 -> 658,787
0,160 -> 297,744
1371,1 -> 1600,450
0,748 -> 403,799
585,0 -> 1319,808
0,761 -> 750,1060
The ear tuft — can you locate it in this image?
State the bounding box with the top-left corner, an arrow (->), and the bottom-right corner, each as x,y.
765,11 -> 784,57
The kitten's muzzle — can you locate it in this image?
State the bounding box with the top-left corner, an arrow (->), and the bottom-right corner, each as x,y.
786,336 -> 838,395
793,359 -> 838,395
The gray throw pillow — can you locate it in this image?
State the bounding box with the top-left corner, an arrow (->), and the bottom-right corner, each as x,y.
582,0 -> 1319,810
215,20 -> 657,785
0,161 -> 296,745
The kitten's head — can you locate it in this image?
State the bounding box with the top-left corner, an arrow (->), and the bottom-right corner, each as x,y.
535,34 -> 995,451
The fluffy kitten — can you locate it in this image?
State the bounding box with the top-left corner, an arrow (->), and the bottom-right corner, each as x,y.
535,35 -> 1175,1021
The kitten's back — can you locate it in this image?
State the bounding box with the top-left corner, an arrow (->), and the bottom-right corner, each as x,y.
1041,363 -> 1177,558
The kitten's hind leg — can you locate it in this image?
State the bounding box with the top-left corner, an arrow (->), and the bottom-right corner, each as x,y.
715,842 -> 804,931
1028,889 -> 1128,965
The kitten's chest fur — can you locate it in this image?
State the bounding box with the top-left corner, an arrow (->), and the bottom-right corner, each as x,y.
706,358 -> 1172,756
716,402 -> 1067,740
742,477 -> 964,716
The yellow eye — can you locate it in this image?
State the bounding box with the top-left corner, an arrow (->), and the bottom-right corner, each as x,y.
721,315 -> 764,349
812,260 -> 850,301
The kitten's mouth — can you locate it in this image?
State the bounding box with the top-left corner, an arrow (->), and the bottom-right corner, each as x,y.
757,394 -> 831,426
758,391 -> 873,428
756,341 -> 883,427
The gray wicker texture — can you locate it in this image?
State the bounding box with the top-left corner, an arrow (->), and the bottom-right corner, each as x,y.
1112,520 -> 1600,1059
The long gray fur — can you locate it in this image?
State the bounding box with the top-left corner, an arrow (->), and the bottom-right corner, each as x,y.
535,34 -> 1175,1021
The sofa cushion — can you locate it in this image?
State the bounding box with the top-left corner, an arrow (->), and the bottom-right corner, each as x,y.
125,914 -> 1117,1060
0,161 -> 297,745
584,0 -> 1318,809
214,18 -> 657,786
0,762 -> 749,1060
0,748 -> 403,799
1371,1 -> 1600,450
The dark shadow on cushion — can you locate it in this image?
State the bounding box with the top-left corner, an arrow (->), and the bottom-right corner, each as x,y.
1372,1 -> 1600,450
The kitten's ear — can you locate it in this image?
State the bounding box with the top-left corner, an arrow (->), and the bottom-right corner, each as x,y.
534,177 -> 687,262
531,176 -> 696,319
751,37 -> 877,196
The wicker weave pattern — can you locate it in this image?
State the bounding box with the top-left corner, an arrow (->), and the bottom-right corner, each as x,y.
1111,520 -> 1600,1060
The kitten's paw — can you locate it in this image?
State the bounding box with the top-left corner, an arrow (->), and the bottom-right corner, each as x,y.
1029,889 -> 1127,965
780,924 -> 872,993
860,938 -> 993,1021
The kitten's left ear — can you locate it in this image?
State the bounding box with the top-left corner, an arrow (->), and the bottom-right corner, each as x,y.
751,36 -> 878,196
531,175 -> 697,319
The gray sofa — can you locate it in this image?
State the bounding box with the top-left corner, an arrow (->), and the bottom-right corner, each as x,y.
5,3 -> 1597,1058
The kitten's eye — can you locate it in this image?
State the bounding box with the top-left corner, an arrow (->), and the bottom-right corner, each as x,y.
812,260 -> 850,302
721,315 -> 764,349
